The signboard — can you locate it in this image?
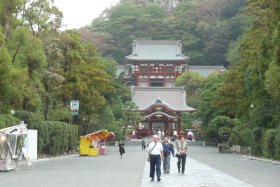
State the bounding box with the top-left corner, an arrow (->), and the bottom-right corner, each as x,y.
70,100 -> 80,111
70,100 -> 80,116
71,111 -> 79,116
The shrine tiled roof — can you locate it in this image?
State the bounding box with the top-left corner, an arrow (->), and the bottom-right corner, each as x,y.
125,40 -> 189,61
131,86 -> 195,112
188,66 -> 226,77
143,111 -> 177,119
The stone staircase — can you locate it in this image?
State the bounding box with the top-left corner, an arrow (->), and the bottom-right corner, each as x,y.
112,139 -> 206,146
187,140 -> 205,146
123,139 -> 143,146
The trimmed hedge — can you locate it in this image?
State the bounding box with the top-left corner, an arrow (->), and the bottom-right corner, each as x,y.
0,114 -> 20,129
231,127 -> 252,147
12,111 -> 78,155
252,127 -> 264,156
274,129 -> 280,160
263,129 -> 277,158
37,121 -> 78,155
239,128 -> 253,146
231,123 -> 252,146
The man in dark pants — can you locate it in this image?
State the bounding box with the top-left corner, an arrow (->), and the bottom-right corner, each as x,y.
147,135 -> 163,182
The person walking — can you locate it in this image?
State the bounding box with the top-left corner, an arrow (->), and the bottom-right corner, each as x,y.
187,130 -> 194,141
173,129 -> 177,142
175,136 -> 187,174
132,130 -> 136,139
162,137 -> 174,174
147,135 -> 163,182
158,129 -> 162,140
142,138 -> 147,150
118,140 -> 125,159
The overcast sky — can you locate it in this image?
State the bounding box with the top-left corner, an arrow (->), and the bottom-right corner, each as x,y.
54,0 -> 119,29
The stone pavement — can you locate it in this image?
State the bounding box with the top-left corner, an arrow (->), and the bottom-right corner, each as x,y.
141,155 -> 253,187
1,145 -> 279,187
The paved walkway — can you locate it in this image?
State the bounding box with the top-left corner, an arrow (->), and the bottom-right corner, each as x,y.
141,155 -> 253,187
1,145 -> 280,187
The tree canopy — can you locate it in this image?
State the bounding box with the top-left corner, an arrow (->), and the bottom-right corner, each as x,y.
86,0 -> 249,66
0,0 -> 129,136
1,0 -> 280,151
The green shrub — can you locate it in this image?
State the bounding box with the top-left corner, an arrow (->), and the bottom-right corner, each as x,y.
48,104 -> 71,121
209,116 -> 241,129
239,128 -> 253,146
14,111 -> 44,129
203,126 -> 218,142
274,130 -> 280,160
1,112 -> 78,156
48,123 -> 63,155
263,129 -> 277,158
231,127 -> 252,146
0,114 -> 20,129
37,121 -> 51,154
209,116 -> 231,129
218,126 -> 231,135
107,120 -> 122,141
37,121 -> 78,155
231,124 -> 245,145
68,124 -> 78,151
231,131 -> 240,145
252,127 -> 264,156
25,120 -> 78,155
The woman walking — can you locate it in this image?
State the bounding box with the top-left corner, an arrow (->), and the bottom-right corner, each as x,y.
162,137 -> 174,174
118,140 -> 125,159
175,136 -> 187,174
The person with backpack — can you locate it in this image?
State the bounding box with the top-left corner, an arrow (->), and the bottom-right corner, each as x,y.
162,137 -> 174,174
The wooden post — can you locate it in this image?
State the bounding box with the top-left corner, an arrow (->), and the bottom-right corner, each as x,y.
148,120 -> 152,136
178,113 -> 182,134
164,119 -> 168,137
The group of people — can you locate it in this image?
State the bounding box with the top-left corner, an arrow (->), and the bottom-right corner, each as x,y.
151,129 -> 165,139
117,131 -> 188,183
147,135 -> 187,182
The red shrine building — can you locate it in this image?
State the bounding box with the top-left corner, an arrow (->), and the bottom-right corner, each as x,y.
124,40 -> 196,138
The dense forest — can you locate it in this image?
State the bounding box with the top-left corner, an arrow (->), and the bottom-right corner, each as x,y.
0,0 -> 130,131
85,0 -> 248,66
0,0 -> 280,158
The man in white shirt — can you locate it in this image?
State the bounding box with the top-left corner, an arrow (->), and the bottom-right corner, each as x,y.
147,135 -> 163,182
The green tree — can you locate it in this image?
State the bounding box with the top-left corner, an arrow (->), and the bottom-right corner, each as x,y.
22,0 -> 63,37
197,73 -> 225,126
175,71 -> 205,107
215,66 -> 244,118
121,101 -> 142,140
89,2 -> 166,63
6,26 -> 46,111
0,48 -> 13,113
0,0 -> 25,36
